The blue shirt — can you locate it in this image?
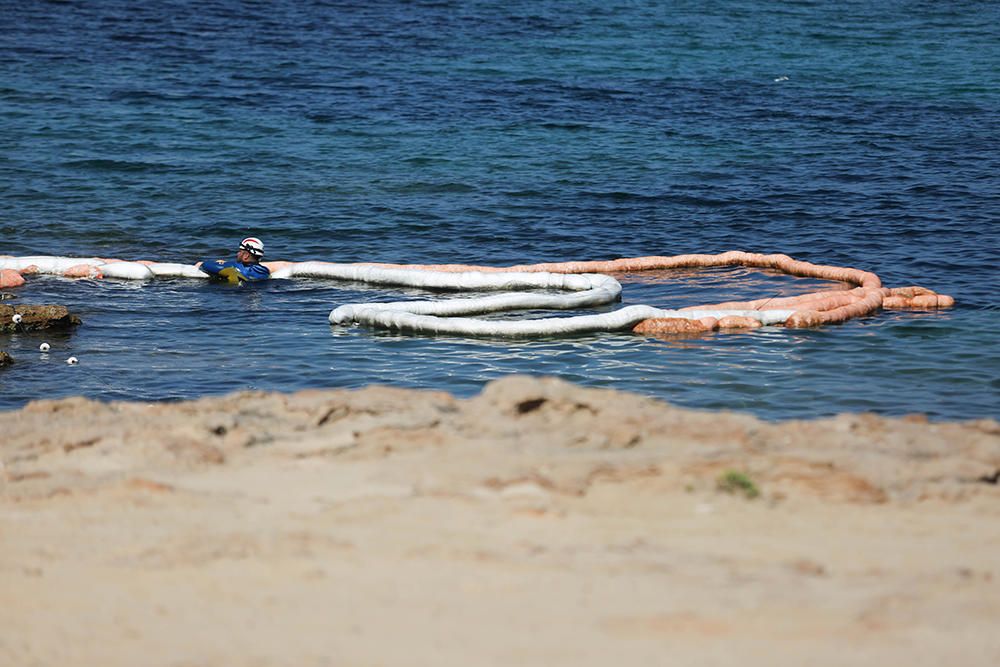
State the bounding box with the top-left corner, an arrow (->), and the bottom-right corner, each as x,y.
199,260 -> 270,283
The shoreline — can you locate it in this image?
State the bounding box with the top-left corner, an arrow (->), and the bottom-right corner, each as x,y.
2,376 -> 998,665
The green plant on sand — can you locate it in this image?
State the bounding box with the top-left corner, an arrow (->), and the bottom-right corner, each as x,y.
717,470 -> 760,499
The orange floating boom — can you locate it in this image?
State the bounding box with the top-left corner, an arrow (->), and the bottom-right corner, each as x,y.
360,251 -> 951,333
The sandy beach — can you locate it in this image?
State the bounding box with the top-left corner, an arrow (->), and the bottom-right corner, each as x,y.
2,375 -> 998,666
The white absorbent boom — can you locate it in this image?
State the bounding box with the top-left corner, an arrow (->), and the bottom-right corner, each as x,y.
11,252 -> 942,337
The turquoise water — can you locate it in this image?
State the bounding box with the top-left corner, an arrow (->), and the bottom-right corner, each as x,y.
1,0 -> 998,419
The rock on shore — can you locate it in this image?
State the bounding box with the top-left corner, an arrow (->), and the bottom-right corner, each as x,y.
1,376 -> 998,666
0,304 -> 81,332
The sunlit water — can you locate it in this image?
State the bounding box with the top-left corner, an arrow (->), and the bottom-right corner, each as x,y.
2,1 -> 998,419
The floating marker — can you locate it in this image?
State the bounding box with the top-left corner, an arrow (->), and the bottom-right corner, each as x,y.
39,342 -> 50,352
66,356 -> 78,365
12,313 -> 22,323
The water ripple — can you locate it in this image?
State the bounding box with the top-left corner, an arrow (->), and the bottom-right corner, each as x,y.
1,0 -> 997,419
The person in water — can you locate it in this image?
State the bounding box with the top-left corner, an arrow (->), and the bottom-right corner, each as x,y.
199,237 -> 271,283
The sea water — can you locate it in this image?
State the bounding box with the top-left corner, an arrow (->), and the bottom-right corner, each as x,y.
1,0 -> 998,419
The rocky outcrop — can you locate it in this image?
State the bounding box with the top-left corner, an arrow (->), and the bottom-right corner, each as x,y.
5,375 -> 996,504
0,304 -> 81,332
1,377 -> 998,667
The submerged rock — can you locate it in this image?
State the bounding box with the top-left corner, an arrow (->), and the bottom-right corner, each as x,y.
0,350 -> 11,366
0,304 -> 82,333
0,292 -> 17,301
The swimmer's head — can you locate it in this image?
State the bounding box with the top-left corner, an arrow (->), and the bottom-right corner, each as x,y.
238,237 -> 265,262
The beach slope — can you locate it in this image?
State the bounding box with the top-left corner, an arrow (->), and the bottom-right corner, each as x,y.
2,376 -> 998,666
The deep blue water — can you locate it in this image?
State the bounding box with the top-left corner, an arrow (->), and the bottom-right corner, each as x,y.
1,0 -> 998,419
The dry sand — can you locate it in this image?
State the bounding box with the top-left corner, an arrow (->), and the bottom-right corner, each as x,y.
1,375 -> 998,666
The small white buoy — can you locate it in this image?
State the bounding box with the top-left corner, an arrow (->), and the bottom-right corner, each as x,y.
39,342 -> 50,352
66,356 -> 78,365
12,313 -> 22,324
